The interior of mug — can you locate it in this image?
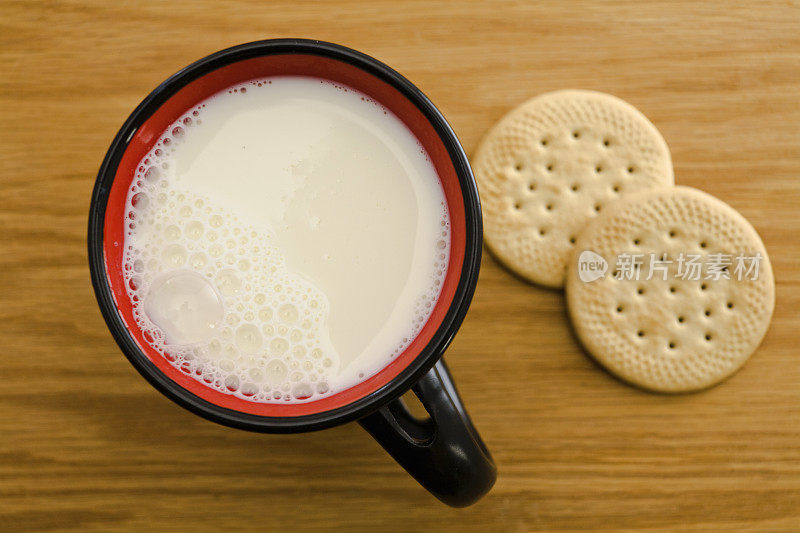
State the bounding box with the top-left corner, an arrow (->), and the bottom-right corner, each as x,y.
103,52 -> 467,417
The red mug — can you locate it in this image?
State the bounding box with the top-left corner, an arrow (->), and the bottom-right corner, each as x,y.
88,39 -> 495,507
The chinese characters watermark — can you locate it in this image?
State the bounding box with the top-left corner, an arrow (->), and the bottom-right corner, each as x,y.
577,251 -> 762,283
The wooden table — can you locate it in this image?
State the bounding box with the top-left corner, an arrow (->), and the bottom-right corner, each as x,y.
2,1 -> 799,530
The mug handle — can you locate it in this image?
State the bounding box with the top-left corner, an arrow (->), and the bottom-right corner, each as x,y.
358,359 -> 496,507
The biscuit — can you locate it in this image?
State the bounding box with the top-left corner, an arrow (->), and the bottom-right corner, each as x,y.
565,186 -> 774,392
473,90 -> 674,288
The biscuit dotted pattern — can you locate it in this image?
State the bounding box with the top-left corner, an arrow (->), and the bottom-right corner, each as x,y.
473,90 -> 674,288
566,187 -> 774,392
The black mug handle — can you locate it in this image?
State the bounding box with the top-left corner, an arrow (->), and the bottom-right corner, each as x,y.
358,359 -> 496,507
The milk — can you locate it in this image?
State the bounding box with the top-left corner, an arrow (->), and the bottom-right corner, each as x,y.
122,77 -> 450,403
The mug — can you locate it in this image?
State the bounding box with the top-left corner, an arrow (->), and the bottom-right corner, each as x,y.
88,39 -> 496,507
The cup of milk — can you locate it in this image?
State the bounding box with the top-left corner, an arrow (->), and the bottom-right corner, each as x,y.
88,39 -> 495,507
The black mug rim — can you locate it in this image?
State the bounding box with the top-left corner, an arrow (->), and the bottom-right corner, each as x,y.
88,38 -> 483,433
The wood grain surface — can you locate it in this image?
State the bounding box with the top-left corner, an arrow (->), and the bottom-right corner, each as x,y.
1,1 -> 799,531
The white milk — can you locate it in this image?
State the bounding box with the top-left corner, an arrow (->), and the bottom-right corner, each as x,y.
122,76 -> 450,403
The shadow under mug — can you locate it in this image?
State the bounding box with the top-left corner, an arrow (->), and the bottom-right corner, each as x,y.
88,39 -> 496,507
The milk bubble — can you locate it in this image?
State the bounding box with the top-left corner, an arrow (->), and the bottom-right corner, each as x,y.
292,383 -> 313,399
189,252 -> 207,269
142,270 -> 224,345
235,324 -> 262,352
132,193 -> 149,209
162,244 -> 187,267
245,368 -> 260,383
208,339 -> 221,356
144,166 -> 161,182
265,359 -> 288,386
224,375 -> 239,391
165,225 -> 181,240
278,303 -> 299,323
215,269 -> 241,296
270,337 -> 289,355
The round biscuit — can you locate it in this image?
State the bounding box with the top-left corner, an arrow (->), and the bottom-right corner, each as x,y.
473,90 -> 674,288
565,186 -> 774,392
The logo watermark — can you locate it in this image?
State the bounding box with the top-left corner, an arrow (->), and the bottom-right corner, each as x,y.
577,250 -> 609,282
577,251 -> 762,282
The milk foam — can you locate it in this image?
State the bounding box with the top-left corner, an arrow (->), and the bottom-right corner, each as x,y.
122,76 -> 450,403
